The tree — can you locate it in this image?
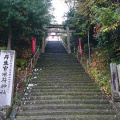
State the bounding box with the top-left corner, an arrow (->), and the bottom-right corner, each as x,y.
64,0 -> 120,60
0,0 -> 52,49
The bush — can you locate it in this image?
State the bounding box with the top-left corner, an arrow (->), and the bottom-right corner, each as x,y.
16,59 -> 27,70
0,47 -> 7,50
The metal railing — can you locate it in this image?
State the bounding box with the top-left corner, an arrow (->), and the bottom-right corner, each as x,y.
0,47 -> 41,119
72,46 -> 91,70
60,39 -> 68,53
60,38 -> 90,66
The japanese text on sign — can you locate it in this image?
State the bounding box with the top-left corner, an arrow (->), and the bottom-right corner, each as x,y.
0,50 -> 15,107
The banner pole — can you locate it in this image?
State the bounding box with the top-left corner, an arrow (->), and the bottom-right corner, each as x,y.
88,31 -> 91,63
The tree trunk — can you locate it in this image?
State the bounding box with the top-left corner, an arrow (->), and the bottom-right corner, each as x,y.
7,24 -> 12,50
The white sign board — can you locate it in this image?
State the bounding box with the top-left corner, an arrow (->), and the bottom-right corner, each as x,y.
0,50 -> 15,107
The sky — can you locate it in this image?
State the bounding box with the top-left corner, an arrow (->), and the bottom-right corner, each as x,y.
51,0 -> 68,24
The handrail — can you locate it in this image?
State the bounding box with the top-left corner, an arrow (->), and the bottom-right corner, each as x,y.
60,39 -> 68,53
73,46 -> 91,67
7,47 -> 40,119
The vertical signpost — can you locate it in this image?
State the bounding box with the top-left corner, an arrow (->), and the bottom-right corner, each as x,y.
0,50 -> 15,107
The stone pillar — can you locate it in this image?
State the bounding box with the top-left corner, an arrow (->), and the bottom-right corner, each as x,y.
67,26 -> 71,54
110,63 -> 120,101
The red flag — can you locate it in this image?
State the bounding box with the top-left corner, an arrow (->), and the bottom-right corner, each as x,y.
78,37 -> 83,55
32,37 -> 36,53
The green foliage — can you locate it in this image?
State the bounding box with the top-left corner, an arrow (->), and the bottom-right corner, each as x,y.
0,0 -> 52,49
12,92 -> 20,104
0,47 -> 7,50
111,56 -> 120,64
61,35 -> 67,43
16,59 -> 27,70
81,49 -> 112,94
65,0 -> 120,63
65,0 -> 120,95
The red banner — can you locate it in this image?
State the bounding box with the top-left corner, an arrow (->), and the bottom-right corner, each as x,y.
78,37 -> 83,55
32,37 -> 36,53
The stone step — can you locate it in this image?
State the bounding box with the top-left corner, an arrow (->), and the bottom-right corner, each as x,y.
31,76 -> 93,84
40,55 -> 76,58
40,70 -> 86,73
29,82 -> 97,86
39,63 -> 81,66
38,72 -> 88,75
40,60 -> 79,64
39,61 -> 79,64
40,54 -> 74,57
24,91 -> 103,96
26,88 -> 101,93
23,95 -> 106,101
38,76 -> 91,79
29,77 -> 94,81
22,99 -> 109,105
22,103 -> 112,110
37,78 -> 92,81
39,66 -> 85,70
31,76 -> 93,80
40,71 -> 85,74
36,79 -> 92,82
39,59 -> 80,63
30,80 -> 96,84
31,80 -> 94,84
40,69 -> 85,72
41,56 -> 74,59
16,115 -> 118,120
41,53 -> 73,57
30,76 -> 93,80
40,63 -> 80,66
32,73 -> 89,76
31,80 -> 93,84
27,86 -> 100,90
17,109 -> 116,116
26,85 -> 100,90
38,58 -> 80,61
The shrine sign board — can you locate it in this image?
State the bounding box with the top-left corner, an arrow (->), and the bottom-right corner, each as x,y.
0,50 -> 15,107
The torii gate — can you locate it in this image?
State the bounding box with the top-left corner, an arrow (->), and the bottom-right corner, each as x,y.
42,25 -> 76,54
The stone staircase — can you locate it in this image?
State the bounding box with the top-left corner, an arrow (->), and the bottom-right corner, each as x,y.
15,41 -> 119,120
